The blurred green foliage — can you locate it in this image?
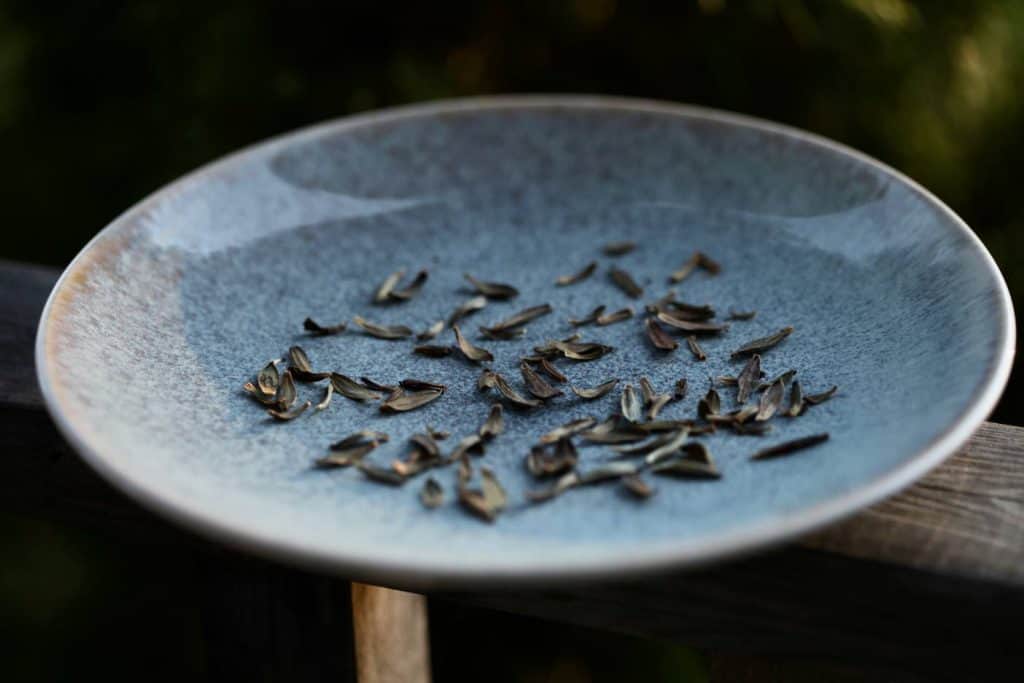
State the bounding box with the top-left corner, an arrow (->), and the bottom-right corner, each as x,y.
2,3 -> 1022,680
1,0 -> 1020,420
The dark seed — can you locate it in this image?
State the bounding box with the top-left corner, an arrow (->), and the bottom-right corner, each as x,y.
569,305 -> 606,327
732,403 -> 760,424
457,468 -> 484,518
786,380 -> 805,417
651,442 -> 720,478
805,385 -> 838,405
534,358 -> 567,383
596,307 -> 634,326
655,311 -> 728,334
622,474 -> 655,499
620,384 -> 642,423
758,369 -> 797,391
267,401 -> 311,421
448,296 -> 487,326
409,432 -> 442,459
556,261 -> 597,286
244,382 -> 282,406
636,419 -> 695,433
360,377 -> 398,393
651,456 -> 721,479
639,378 -> 673,420
686,336 -> 707,361
527,471 -> 580,503
427,425 -> 449,441
578,462 -> 639,485
480,304 -> 553,337
315,383 -> 334,411
571,379 -> 620,400
275,370 -> 297,409
478,368 -> 499,391
482,468 -> 508,513
539,417 -> 597,444
316,441 -> 379,469
330,430 -> 389,450
330,373 -> 384,402
450,434 -> 486,461
751,433 -> 830,460
674,378 -> 688,399
520,362 -> 564,400
358,463 -> 406,485
578,419 -> 647,444
650,295 -> 716,321
373,269 -> 405,303
737,354 -> 761,404
256,360 -> 281,396
353,315 -> 414,340
413,344 -> 452,357
611,430 -> 681,456
452,324 -> 494,362
417,320 -> 445,341
420,478 -> 444,508
609,267 -> 643,298
727,309 -> 757,321
645,318 -> 678,351
303,318 -> 347,336
698,387 -> 721,419
756,379 -> 785,421
525,439 -> 578,477
641,428 -> 691,465
492,372 -> 542,409
458,466 -> 507,521
550,340 -> 615,361
464,273 -> 518,300
388,269 -> 429,301
602,240 -> 636,256
732,421 -> 773,436
288,345 -> 330,381
669,251 -> 720,283
400,379 -> 447,392
478,326 -> 526,341
732,326 -> 794,357
380,388 -> 444,413
479,403 -> 505,439
394,433 -> 443,476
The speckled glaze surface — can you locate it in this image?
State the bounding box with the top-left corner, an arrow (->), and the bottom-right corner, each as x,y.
36,96 -> 1014,588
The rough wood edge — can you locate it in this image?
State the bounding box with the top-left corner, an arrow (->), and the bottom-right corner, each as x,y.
351,583 -> 432,683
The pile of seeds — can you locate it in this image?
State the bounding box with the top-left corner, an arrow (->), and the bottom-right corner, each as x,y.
243,243 -> 837,522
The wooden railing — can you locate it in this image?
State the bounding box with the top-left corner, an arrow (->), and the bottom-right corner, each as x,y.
3,260 -> 1021,681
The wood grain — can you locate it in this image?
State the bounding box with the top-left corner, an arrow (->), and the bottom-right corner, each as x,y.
352,584 -> 431,683
803,421 -> 1024,585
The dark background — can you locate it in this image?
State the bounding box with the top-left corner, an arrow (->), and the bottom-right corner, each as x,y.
3,1 -> 1021,680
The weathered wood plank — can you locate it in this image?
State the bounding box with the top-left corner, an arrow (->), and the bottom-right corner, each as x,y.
3,260 -> 1023,676
6,261 -> 1022,583
803,421 -> 1024,585
444,544 -> 1023,679
351,584 -> 431,683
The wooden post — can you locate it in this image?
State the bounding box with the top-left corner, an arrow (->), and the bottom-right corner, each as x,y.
351,583 -> 431,683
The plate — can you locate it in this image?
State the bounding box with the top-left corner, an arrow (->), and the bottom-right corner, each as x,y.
36,96 -> 1015,588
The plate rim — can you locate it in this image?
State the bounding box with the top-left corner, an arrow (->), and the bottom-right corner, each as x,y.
34,94 -> 1016,588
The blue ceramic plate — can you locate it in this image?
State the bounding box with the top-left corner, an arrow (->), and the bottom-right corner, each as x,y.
36,96 -> 1014,588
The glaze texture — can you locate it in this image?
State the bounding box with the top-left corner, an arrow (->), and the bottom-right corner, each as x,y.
37,97 -> 1014,586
